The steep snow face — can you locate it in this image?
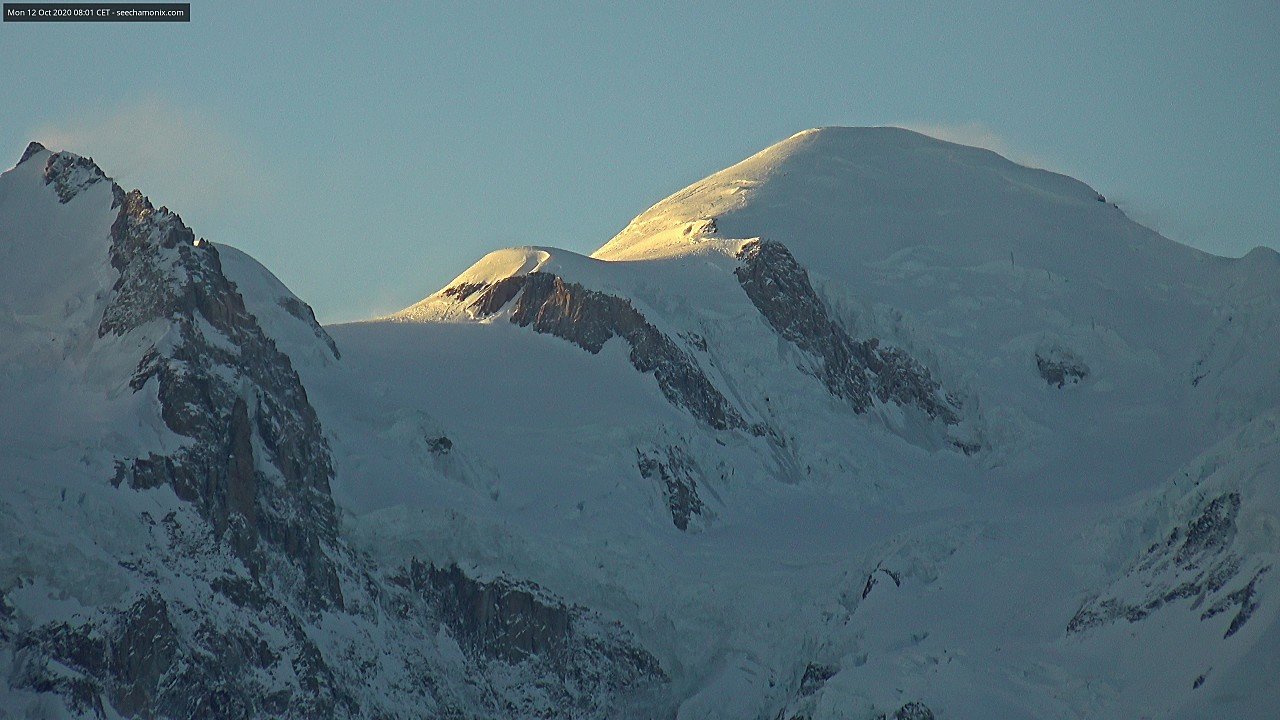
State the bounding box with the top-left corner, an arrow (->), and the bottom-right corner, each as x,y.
1060,413 -> 1280,719
217,244 -> 341,367
392,237 -> 972,448
400,128 -> 1280,505
351,127 -> 1280,718
597,126 -> 1193,273
5,127 -> 1280,719
0,144 -> 117,326
592,127 -> 1280,497
1,143 -> 350,714
0,146 -> 666,719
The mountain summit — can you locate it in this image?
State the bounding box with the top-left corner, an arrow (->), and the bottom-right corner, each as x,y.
598,127 -> 1144,264
375,127 -> 1280,717
4,131 -> 1280,718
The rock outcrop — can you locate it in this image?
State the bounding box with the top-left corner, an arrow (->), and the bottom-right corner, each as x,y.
637,445 -> 707,531
4,149 -> 668,719
391,560 -> 666,716
99,180 -> 343,610
1034,344 -> 1089,388
735,239 -> 961,425
1069,491 -> 1268,639
445,273 -> 748,432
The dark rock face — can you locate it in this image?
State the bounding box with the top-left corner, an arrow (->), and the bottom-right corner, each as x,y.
1068,492 -> 1269,639
100,181 -> 343,610
1034,346 -> 1089,388
637,445 -> 706,531
8,153 -> 672,720
427,434 -> 454,456
415,562 -> 573,662
17,594 -> 175,718
735,240 -> 961,426
883,701 -> 936,720
13,165 -> 359,710
1201,567 -> 1267,638
449,273 -> 748,432
440,242 -> 967,450
390,560 -> 667,715
781,661 -> 933,720
861,565 -> 903,600
42,150 -> 115,204
18,140 -> 47,165
797,662 -> 837,697
17,550 -> 665,720
12,510 -> 357,720
1179,492 -> 1240,563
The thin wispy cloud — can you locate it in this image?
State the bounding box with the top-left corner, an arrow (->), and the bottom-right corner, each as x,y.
899,122 -> 1215,252
33,96 -> 273,231
895,121 -> 1052,170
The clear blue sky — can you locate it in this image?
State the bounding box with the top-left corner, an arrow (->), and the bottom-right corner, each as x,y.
3,1 -> 1277,322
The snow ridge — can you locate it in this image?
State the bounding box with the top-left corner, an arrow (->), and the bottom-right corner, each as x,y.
6,127 -> 1280,718
0,145 -> 668,718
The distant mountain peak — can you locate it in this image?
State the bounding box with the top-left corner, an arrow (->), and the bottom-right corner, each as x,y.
593,124 -> 1170,284
11,142 -> 123,207
44,149 -> 117,204
18,140 -> 47,165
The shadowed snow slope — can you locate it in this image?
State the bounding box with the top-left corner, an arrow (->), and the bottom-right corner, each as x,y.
4,127 -> 1280,719
349,127 -> 1280,718
0,144 -> 666,719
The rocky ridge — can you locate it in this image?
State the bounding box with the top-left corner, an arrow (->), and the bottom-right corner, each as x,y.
436,272 -> 749,432
0,146 -> 667,719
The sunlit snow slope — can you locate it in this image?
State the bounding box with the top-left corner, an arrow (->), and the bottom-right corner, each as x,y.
338,127 -> 1280,718
3,126 -> 1279,719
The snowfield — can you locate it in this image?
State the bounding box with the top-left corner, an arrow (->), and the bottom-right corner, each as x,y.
2,128 -> 1278,718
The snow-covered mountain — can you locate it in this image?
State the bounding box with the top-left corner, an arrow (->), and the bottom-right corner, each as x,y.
2,128 -> 1278,718
0,143 -> 662,719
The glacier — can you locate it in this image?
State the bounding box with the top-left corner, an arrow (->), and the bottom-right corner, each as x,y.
2,128 -> 1278,718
